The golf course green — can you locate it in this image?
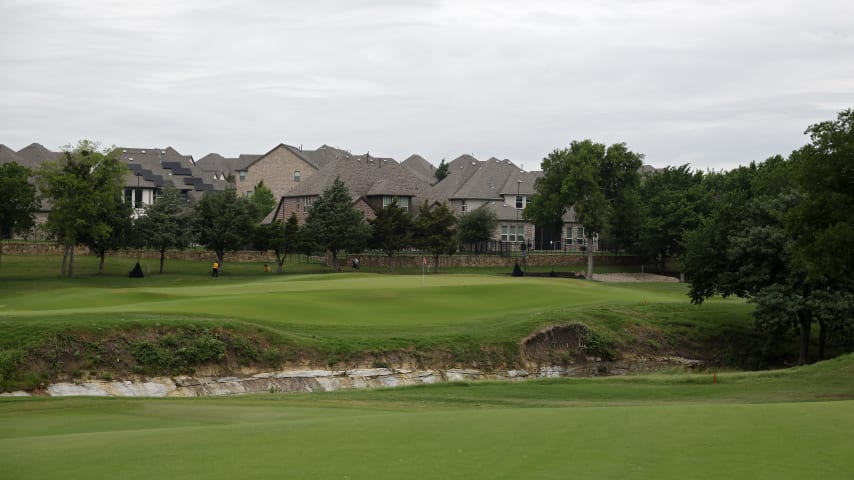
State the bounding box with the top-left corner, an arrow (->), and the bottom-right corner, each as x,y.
1,254 -> 852,478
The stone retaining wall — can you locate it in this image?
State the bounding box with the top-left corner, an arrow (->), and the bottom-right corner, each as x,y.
2,242 -> 645,268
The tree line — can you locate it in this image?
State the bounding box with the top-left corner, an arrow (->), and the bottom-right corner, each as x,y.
524,109 -> 854,364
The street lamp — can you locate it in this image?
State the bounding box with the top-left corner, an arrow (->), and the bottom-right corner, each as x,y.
515,180 -> 522,252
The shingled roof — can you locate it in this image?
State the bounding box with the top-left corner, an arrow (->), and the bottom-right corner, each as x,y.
0,144 -> 28,167
118,147 -> 227,200
283,154 -> 434,207
401,154 -> 435,182
16,143 -> 60,167
431,154 -> 483,202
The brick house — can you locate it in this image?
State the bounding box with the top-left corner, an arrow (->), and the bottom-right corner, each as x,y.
269,153 -> 434,224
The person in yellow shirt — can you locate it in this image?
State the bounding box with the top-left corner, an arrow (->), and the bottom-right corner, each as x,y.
212,261 -> 219,277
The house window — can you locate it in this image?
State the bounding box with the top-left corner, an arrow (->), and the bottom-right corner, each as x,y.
246,191 -> 253,198
238,171 -> 246,182
566,226 -> 573,245
501,224 -> 524,243
460,199 -> 467,212
515,195 -> 523,209
294,170 -> 301,182
576,226 -> 585,245
303,196 -> 313,212
383,196 -> 410,212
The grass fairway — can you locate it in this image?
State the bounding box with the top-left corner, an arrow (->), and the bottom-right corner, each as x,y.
2,355 -> 854,479
0,254 -> 753,367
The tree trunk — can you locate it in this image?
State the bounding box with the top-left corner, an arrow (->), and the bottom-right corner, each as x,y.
586,238 -> 594,280
276,252 -> 285,273
67,246 -> 75,278
331,250 -> 339,272
388,253 -> 394,272
160,247 -> 166,274
434,253 -> 440,274
818,319 -> 827,361
98,251 -> 105,274
0,240 -> 4,267
61,244 -> 69,276
797,311 -> 812,365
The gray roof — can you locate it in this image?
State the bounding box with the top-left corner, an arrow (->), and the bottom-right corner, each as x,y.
453,157 -> 520,200
499,170 -> 541,196
283,154 -> 435,207
118,146 -> 227,197
195,152 -> 260,176
299,144 -> 352,169
0,144 -> 28,167
401,154 -> 435,182
430,154 -> 483,202
15,143 -> 60,168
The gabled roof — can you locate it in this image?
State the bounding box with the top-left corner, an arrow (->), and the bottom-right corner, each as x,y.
282,154 -> 434,207
0,144 -> 28,167
499,170 -> 541,196
299,144 -> 351,169
16,143 -> 60,168
246,143 -> 319,171
401,154 -> 435,182
118,146 -> 227,197
431,154 -> 483,202
453,157 -> 520,200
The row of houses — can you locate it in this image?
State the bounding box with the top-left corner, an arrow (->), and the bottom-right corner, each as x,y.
1,141 -> 595,251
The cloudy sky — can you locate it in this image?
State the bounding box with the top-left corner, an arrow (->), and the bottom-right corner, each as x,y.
2,0 -> 852,171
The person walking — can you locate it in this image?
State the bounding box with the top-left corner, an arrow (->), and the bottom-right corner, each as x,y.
212,261 -> 219,277
352,257 -> 360,272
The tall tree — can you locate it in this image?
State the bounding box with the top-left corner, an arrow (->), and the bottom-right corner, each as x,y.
137,183 -> 193,273
434,158 -> 449,183
369,200 -> 413,271
457,207 -> 498,255
525,140 -> 642,278
682,155 -> 849,364
193,187 -> 254,267
412,200 -> 457,272
0,162 -> 39,266
35,140 -> 128,277
637,165 -> 707,274
249,180 -> 277,223
304,177 -> 370,272
83,190 -> 134,274
788,109 -> 854,283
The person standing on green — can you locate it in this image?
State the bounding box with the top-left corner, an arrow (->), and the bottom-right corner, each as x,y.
212,261 -> 219,277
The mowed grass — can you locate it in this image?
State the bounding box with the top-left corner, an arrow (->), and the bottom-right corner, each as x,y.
1,254 -> 852,478
2,355 -> 854,479
0,254 -> 750,355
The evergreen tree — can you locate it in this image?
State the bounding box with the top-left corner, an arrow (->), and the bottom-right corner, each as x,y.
413,200 -> 457,272
304,177 -> 370,271
137,183 -> 193,273
369,200 -> 412,271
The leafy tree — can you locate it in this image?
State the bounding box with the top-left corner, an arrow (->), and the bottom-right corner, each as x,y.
192,187 -> 254,267
434,158 -> 449,183
249,180 -> 277,223
0,162 -> 39,266
412,200 -> 457,272
457,207 -> 498,255
35,140 -> 128,277
137,183 -> 193,273
304,177 -> 370,272
788,109 -> 854,283
637,165 -> 707,274
254,213 -> 301,273
83,190 -> 133,274
525,140 -> 642,278
682,155 -> 849,364
369,200 -> 412,271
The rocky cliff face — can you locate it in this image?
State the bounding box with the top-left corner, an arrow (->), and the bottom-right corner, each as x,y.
12,357 -> 703,397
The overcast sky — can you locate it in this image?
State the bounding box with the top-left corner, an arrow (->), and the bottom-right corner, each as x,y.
2,0 -> 852,171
